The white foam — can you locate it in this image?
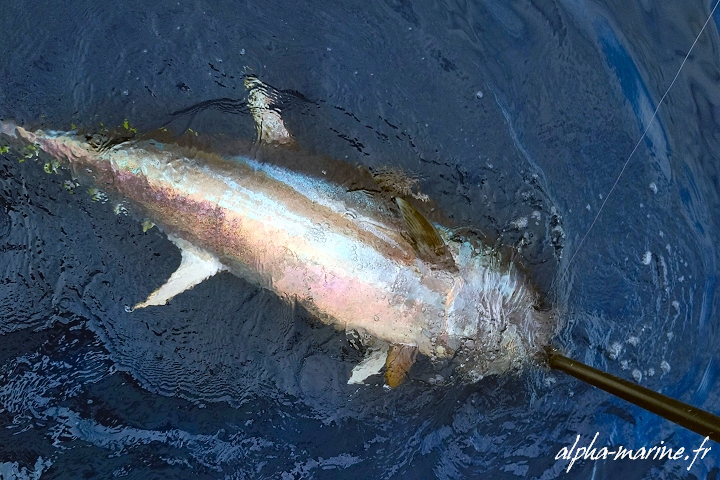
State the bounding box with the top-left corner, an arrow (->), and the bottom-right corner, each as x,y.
510,216 -> 528,229
641,251 -> 652,265
607,342 -> 622,360
660,360 -> 671,374
0,457 -> 52,480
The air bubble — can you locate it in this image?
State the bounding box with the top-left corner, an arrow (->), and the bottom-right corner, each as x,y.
607,342 -> 622,360
660,361 -> 671,374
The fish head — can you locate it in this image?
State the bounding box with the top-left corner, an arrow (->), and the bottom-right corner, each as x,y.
437,240 -> 556,380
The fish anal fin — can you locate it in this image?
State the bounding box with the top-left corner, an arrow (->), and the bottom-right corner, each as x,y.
244,75 -> 294,146
384,344 -> 418,388
133,236 -> 226,309
395,197 -> 457,271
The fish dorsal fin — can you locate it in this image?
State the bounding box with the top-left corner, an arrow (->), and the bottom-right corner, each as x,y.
133,236 -> 227,309
244,75 -> 294,146
394,197 -> 457,271
348,342 -> 389,385
384,344 -> 418,388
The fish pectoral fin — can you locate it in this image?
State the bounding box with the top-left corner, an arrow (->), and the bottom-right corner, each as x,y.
244,75 -> 294,146
384,343 -> 418,388
394,197 -> 457,271
133,236 -> 227,309
348,342 -> 389,385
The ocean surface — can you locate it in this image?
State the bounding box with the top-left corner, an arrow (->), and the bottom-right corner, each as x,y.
1,1 -> 719,478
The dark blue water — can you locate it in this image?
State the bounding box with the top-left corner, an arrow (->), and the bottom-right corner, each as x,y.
1,1 -> 719,478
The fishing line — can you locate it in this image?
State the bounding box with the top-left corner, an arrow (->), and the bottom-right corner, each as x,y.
546,1 -> 720,442
563,0 -> 720,272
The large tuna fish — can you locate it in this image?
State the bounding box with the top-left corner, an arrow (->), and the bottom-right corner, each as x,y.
0,77 -> 555,386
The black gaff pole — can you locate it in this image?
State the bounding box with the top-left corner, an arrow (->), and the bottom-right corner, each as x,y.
546,348 -> 720,443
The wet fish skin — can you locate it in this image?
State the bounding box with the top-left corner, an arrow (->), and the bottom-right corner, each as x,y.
5,121 -> 555,381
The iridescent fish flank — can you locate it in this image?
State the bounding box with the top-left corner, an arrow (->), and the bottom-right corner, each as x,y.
1,77 -> 556,386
